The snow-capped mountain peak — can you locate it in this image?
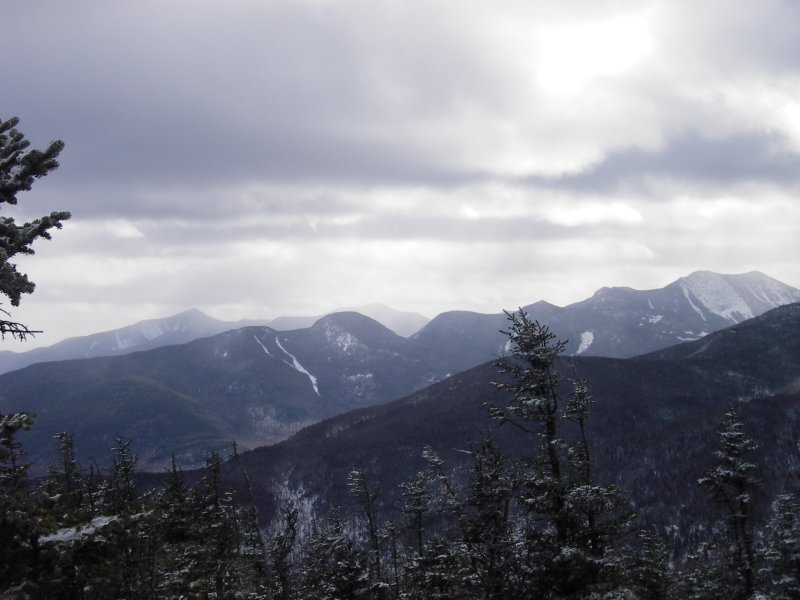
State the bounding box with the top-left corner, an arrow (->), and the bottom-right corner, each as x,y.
676,271 -> 800,324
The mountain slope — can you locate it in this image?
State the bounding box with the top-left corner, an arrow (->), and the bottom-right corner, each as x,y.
233,303 -> 800,542
0,305 -> 429,377
412,271 -> 800,362
3,313 -> 443,472
0,309 -> 269,375
268,303 -> 429,337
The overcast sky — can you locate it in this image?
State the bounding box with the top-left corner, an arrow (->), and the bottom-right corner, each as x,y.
2,0 -> 799,347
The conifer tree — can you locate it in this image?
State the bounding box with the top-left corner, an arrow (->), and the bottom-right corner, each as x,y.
0,412 -> 42,593
401,447 -> 471,599
348,468 -> 384,592
0,116 -> 70,339
399,470 -> 431,556
46,432 -> 84,523
270,505 -> 298,600
698,409 -> 759,598
298,507 -> 369,600
457,435 -> 518,598
759,492 -> 800,598
490,310 -> 634,597
104,437 -> 138,515
622,528 -> 673,599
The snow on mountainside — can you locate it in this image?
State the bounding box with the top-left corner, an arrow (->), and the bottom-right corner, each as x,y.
559,270 -> 800,355
413,271 -> 800,360
0,305 -> 425,376
321,321 -> 364,354
1,271 -> 795,377
676,271 -> 800,323
0,309 -> 269,375
0,312 -> 444,472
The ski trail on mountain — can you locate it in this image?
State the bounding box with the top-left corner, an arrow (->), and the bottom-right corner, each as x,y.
275,336 -> 320,396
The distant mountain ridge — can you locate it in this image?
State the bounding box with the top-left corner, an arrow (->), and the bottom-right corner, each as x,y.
413,270 -> 800,361
1,271 -> 794,376
0,305 -> 430,376
0,309 -> 271,375
267,303 -> 430,338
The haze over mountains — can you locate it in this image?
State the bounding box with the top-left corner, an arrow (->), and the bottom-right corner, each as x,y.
2,270 -> 798,474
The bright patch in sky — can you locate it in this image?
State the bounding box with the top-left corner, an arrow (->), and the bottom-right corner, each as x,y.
537,15 -> 652,93
108,220 -> 145,239
545,201 -> 643,227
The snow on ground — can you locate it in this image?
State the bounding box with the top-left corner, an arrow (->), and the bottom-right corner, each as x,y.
322,321 -> 363,353
745,278 -> 800,307
114,331 -> 137,350
576,331 -> 594,355
681,285 -> 707,321
139,321 -> 169,341
275,337 -> 320,396
40,516 -> 117,544
83,340 -> 99,358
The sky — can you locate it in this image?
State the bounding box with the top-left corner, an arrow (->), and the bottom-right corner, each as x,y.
2,0 -> 799,348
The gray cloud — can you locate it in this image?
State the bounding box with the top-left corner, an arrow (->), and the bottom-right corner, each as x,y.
532,131 -> 800,193
2,0 -> 799,346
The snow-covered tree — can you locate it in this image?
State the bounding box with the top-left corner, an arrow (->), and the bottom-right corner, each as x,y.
0,412 -> 43,593
399,470 -> 432,556
347,468 -> 383,589
0,116 -> 70,340
490,310 -> 634,597
297,507 -> 369,600
698,409 -> 759,598
457,435 -> 519,598
759,492 -> 800,598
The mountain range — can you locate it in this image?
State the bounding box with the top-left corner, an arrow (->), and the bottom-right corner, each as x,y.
0,304 -> 430,376
2,270 -> 795,378
413,270 -> 800,367
229,302 -> 800,551
2,270 -> 798,475
0,309 -> 271,376
3,313 -> 446,471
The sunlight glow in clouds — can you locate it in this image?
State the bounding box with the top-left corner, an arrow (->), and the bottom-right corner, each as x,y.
536,15 -> 653,93
107,220 -> 145,239
544,201 -> 643,227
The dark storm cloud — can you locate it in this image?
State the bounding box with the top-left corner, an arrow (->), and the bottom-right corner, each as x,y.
531,131 -> 800,193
